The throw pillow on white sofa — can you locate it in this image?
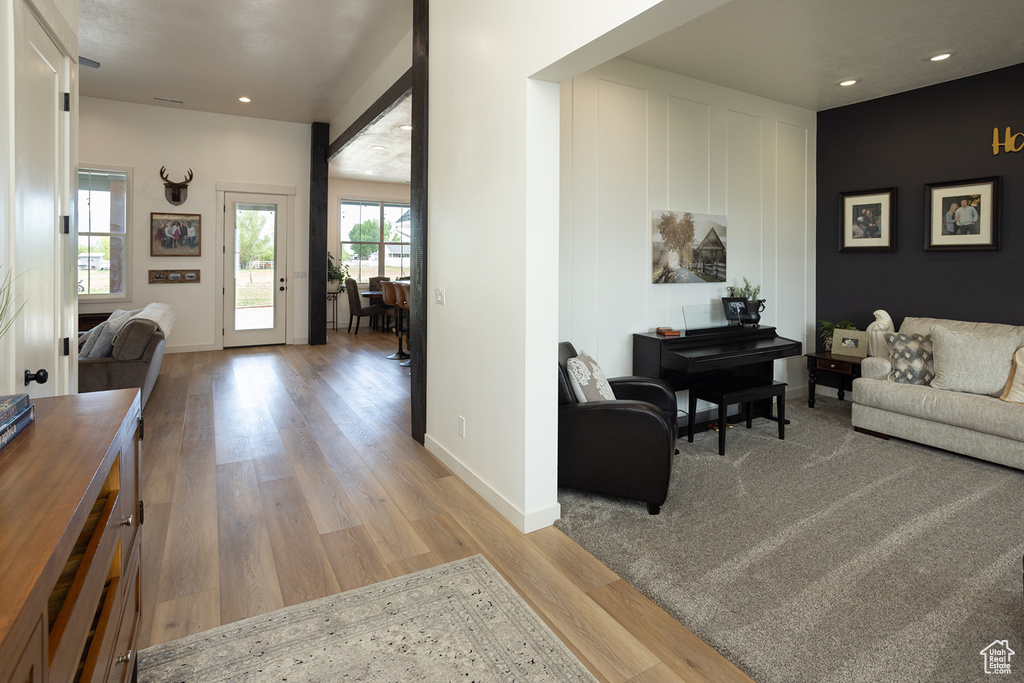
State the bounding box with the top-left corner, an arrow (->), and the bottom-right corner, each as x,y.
931,325 -> 1020,397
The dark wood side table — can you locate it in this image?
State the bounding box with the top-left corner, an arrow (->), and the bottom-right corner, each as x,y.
806,351 -> 863,407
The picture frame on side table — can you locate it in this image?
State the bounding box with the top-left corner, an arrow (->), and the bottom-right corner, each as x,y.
832,330 -> 869,358
151,212 -> 201,257
839,188 -> 896,252
924,177 -> 1000,251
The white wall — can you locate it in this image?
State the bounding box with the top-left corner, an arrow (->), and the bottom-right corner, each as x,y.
79,97 -> 311,351
425,0 -> 732,532
560,59 -> 817,400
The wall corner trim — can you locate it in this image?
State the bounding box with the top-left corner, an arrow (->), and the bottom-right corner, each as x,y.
424,434 -> 558,534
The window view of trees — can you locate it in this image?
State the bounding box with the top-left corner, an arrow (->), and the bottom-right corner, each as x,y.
339,201 -> 411,283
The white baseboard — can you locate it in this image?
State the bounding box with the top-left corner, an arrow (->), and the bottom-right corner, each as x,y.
424,434 -> 560,534
165,342 -> 221,354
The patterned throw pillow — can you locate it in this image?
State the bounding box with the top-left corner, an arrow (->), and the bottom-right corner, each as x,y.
884,332 -> 934,385
1000,346 -> 1024,404
566,351 -> 616,403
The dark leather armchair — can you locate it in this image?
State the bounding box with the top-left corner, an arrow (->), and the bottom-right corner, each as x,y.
557,342 -> 678,514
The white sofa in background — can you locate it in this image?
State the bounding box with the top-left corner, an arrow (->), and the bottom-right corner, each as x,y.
852,310 -> 1024,470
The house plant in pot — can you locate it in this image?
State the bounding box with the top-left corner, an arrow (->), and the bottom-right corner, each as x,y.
327,253 -> 349,292
727,277 -> 765,325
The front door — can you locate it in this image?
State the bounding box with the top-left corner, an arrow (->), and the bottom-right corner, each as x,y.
223,193 -> 287,347
13,7 -> 66,397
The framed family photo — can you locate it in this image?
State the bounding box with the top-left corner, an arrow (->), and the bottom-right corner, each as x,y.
832,329 -> 868,358
151,212 -> 201,257
839,188 -> 896,252
924,177 -> 1000,251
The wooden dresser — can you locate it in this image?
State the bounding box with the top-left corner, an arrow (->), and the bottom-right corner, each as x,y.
0,390 -> 143,683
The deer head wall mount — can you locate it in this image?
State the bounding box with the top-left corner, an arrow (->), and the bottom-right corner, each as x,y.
159,166 -> 193,205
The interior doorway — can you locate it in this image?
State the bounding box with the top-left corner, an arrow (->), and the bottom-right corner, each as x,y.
223,192 -> 287,347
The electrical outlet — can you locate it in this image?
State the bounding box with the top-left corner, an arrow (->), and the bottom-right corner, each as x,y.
435,288 -> 446,305
458,415 -> 465,437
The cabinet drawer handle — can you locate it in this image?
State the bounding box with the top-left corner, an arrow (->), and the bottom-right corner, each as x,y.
117,650 -> 133,664
829,363 -> 836,369
121,515 -> 134,527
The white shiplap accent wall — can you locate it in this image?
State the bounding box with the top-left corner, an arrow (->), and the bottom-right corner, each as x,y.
560,58 -> 816,394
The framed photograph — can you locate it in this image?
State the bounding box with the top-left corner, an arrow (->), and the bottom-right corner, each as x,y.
151,212 -> 201,256
839,188 -> 896,252
721,297 -> 748,322
833,330 -> 868,358
924,177 -> 999,251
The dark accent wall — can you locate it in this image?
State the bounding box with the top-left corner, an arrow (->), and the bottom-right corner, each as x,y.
816,62 -> 1024,346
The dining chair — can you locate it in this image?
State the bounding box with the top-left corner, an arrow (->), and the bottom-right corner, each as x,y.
344,278 -> 388,334
380,281 -> 408,360
395,283 -> 411,367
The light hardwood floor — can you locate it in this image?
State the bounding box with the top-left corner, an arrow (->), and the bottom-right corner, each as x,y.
139,329 -> 752,683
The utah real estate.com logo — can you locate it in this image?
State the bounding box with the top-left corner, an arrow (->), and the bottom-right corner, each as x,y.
980,640 -> 1014,675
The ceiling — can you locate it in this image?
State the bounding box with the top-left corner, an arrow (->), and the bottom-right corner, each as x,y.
621,0 -> 1024,112
78,0 -> 412,124
78,0 -> 1024,184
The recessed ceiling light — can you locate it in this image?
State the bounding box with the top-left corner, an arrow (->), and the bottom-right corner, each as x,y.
838,78 -> 859,87
364,170 -> 375,175
399,125 -> 413,131
372,145 -> 386,150
929,52 -> 953,62
238,96 -> 251,103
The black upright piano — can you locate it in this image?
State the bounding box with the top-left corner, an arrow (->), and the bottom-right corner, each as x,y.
633,325 -> 802,426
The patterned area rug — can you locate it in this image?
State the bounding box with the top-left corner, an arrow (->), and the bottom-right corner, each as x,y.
556,398 -> 1024,683
138,555 -> 595,682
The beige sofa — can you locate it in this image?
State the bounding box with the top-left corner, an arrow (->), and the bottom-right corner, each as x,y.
852,310 -> 1024,470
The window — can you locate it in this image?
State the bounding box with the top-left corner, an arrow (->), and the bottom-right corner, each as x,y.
339,200 -> 411,283
78,167 -> 131,299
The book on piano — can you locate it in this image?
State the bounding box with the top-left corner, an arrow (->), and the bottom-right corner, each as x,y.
655,327 -> 681,337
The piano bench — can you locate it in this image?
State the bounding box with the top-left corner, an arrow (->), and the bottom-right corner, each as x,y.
687,378 -> 787,455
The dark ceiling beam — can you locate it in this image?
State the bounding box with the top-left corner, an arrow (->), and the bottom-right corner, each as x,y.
326,68 -> 413,162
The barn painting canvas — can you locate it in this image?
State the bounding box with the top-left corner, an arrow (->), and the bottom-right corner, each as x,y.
652,210 -> 727,284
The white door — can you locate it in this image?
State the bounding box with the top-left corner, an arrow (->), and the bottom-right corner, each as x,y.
223,193 -> 287,347
13,8 -> 65,397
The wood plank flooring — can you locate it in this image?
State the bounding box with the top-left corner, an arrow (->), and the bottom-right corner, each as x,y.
138,329 -> 753,683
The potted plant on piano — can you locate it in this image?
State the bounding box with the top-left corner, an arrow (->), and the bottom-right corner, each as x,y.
727,277 -> 765,325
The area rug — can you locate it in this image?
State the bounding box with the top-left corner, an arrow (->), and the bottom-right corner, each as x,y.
138,555 -> 596,682
555,398 -> 1024,683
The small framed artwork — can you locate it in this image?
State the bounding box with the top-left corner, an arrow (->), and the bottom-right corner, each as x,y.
148,269 -> 201,284
832,330 -> 869,358
151,212 -> 201,256
924,177 -> 1000,251
839,188 -> 896,252
721,297 -> 748,323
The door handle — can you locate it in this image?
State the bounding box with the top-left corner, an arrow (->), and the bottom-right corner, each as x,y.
25,369 -> 48,386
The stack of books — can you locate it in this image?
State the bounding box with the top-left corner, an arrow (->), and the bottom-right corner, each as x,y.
0,393 -> 36,452
655,326 -> 681,337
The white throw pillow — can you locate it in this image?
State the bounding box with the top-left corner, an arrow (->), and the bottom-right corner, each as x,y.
566,351 -> 616,403
1000,346 -> 1024,404
930,325 -> 1020,397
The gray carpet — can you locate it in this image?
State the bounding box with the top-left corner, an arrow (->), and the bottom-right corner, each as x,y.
555,397 -> 1024,682
138,555 -> 596,682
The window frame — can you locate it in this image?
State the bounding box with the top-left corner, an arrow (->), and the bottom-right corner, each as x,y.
338,199 -> 412,283
77,165 -> 133,303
